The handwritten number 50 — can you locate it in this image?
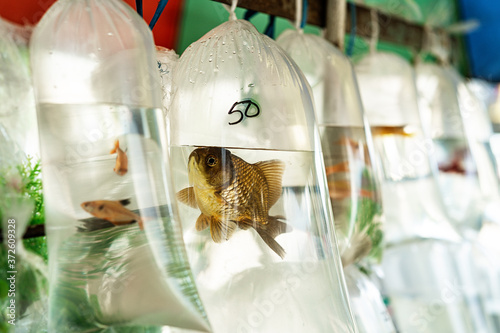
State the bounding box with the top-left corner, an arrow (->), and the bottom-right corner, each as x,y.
228,100 -> 260,125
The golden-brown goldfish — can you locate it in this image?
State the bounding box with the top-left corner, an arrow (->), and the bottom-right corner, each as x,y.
371,125 -> 415,137
176,147 -> 289,258
328,180 -> 373,200
110,139 -> 128,176
80,199 -> 143,229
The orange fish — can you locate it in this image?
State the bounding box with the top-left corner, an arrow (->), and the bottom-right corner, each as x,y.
325,161 -> 350,176
176,147 -> 289,258
335,136 -> 361,150
328,180 -> 373,200
80,199 -> 143,229
371,126 -> 415,137
110,139 -> 128,176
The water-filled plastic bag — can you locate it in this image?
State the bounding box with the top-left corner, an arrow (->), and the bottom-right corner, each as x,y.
277,30 -> 391,333
344,265 -> 396,333
169,18 -> 356,333
30,0 -> 209,331
356,52 -> 493,332
0,126 -> 48,331
0,18 -> 39,157
1,195 -> 48,331
416,63 -> 484,234
417,63 -> 500,332
277,29 -> 384,268
355,52 -> 459,243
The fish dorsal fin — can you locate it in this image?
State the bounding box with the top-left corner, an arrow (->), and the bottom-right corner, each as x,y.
196,214 -> 210,231
110,139 -> 120,154
176,187 -> 198,209
210,218 -> 236,243
255,159 -> 285,208
119,199 -> 131,206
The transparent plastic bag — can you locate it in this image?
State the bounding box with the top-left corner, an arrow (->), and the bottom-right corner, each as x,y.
1,195 -> 48,332
417,64 -> 500,331
277,29 -> 384,268
416,63 -> 484,234
0,128 -> 48,332
0,18 -> 39,158
466,79 -> 500,224
355,52 -> 459,243
355,51 -> 493,333
344,265 -> 396,333
169,17 -> 356,333
156,46 -> 179,114
30,0 -> 209,331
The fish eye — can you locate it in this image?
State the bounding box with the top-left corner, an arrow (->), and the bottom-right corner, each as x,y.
98,204 -> 104,211
206,155 -> 218,167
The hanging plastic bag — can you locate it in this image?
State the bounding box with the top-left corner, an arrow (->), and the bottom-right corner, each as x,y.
156,46 -> 179,114
415,63 -> 484,234
343,265 -> 396,333
417,63 -> 500,332
0,125 -> 48,331
168,5 -> 356,332
0,18 -> 39,158
355,52 -> 460,243
277,28 -> 384,268
30,0 -> 209,331
277,28 -> 392,333
277,28 -> 391,332
0,195 -> 48,332
466,79 -> 500,221
356,51 -> 494,333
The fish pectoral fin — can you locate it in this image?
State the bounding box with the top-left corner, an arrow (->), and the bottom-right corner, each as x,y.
210,218 -> 236,243
195,214 -> 211,231
176,187 -> 198,208
255,159 -> 285,208
118,199 -> 131,206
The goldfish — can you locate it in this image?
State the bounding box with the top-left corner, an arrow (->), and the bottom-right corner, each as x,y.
371,125 -> 415,137
110,139 -> 128,176
328,180 -> 373,200
80,199 -> 144,229
335,136 -> 361,150
325,161 -> 350,176
176,147 -> 289,258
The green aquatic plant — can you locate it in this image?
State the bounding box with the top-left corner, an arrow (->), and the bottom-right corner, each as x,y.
355,197 -> 384,262
0,156 -> 47,261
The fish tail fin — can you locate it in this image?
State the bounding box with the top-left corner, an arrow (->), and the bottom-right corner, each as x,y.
265,215 -> 290,239
110,139 -> 120,154
118,199 -> 131,206
255,228 -> 286,259
258,215 -> 289,259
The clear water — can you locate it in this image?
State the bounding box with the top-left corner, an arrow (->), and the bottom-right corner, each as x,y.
37,103 -> 208,331
318,125 -> 383,264
471,140 -> 500,202
382,239 -> 494,333
344,265 -> 396,333
370,128 -> 458,243
433,137 -> 483,231
170,145 -> 355,333
370,128 -> 493,332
